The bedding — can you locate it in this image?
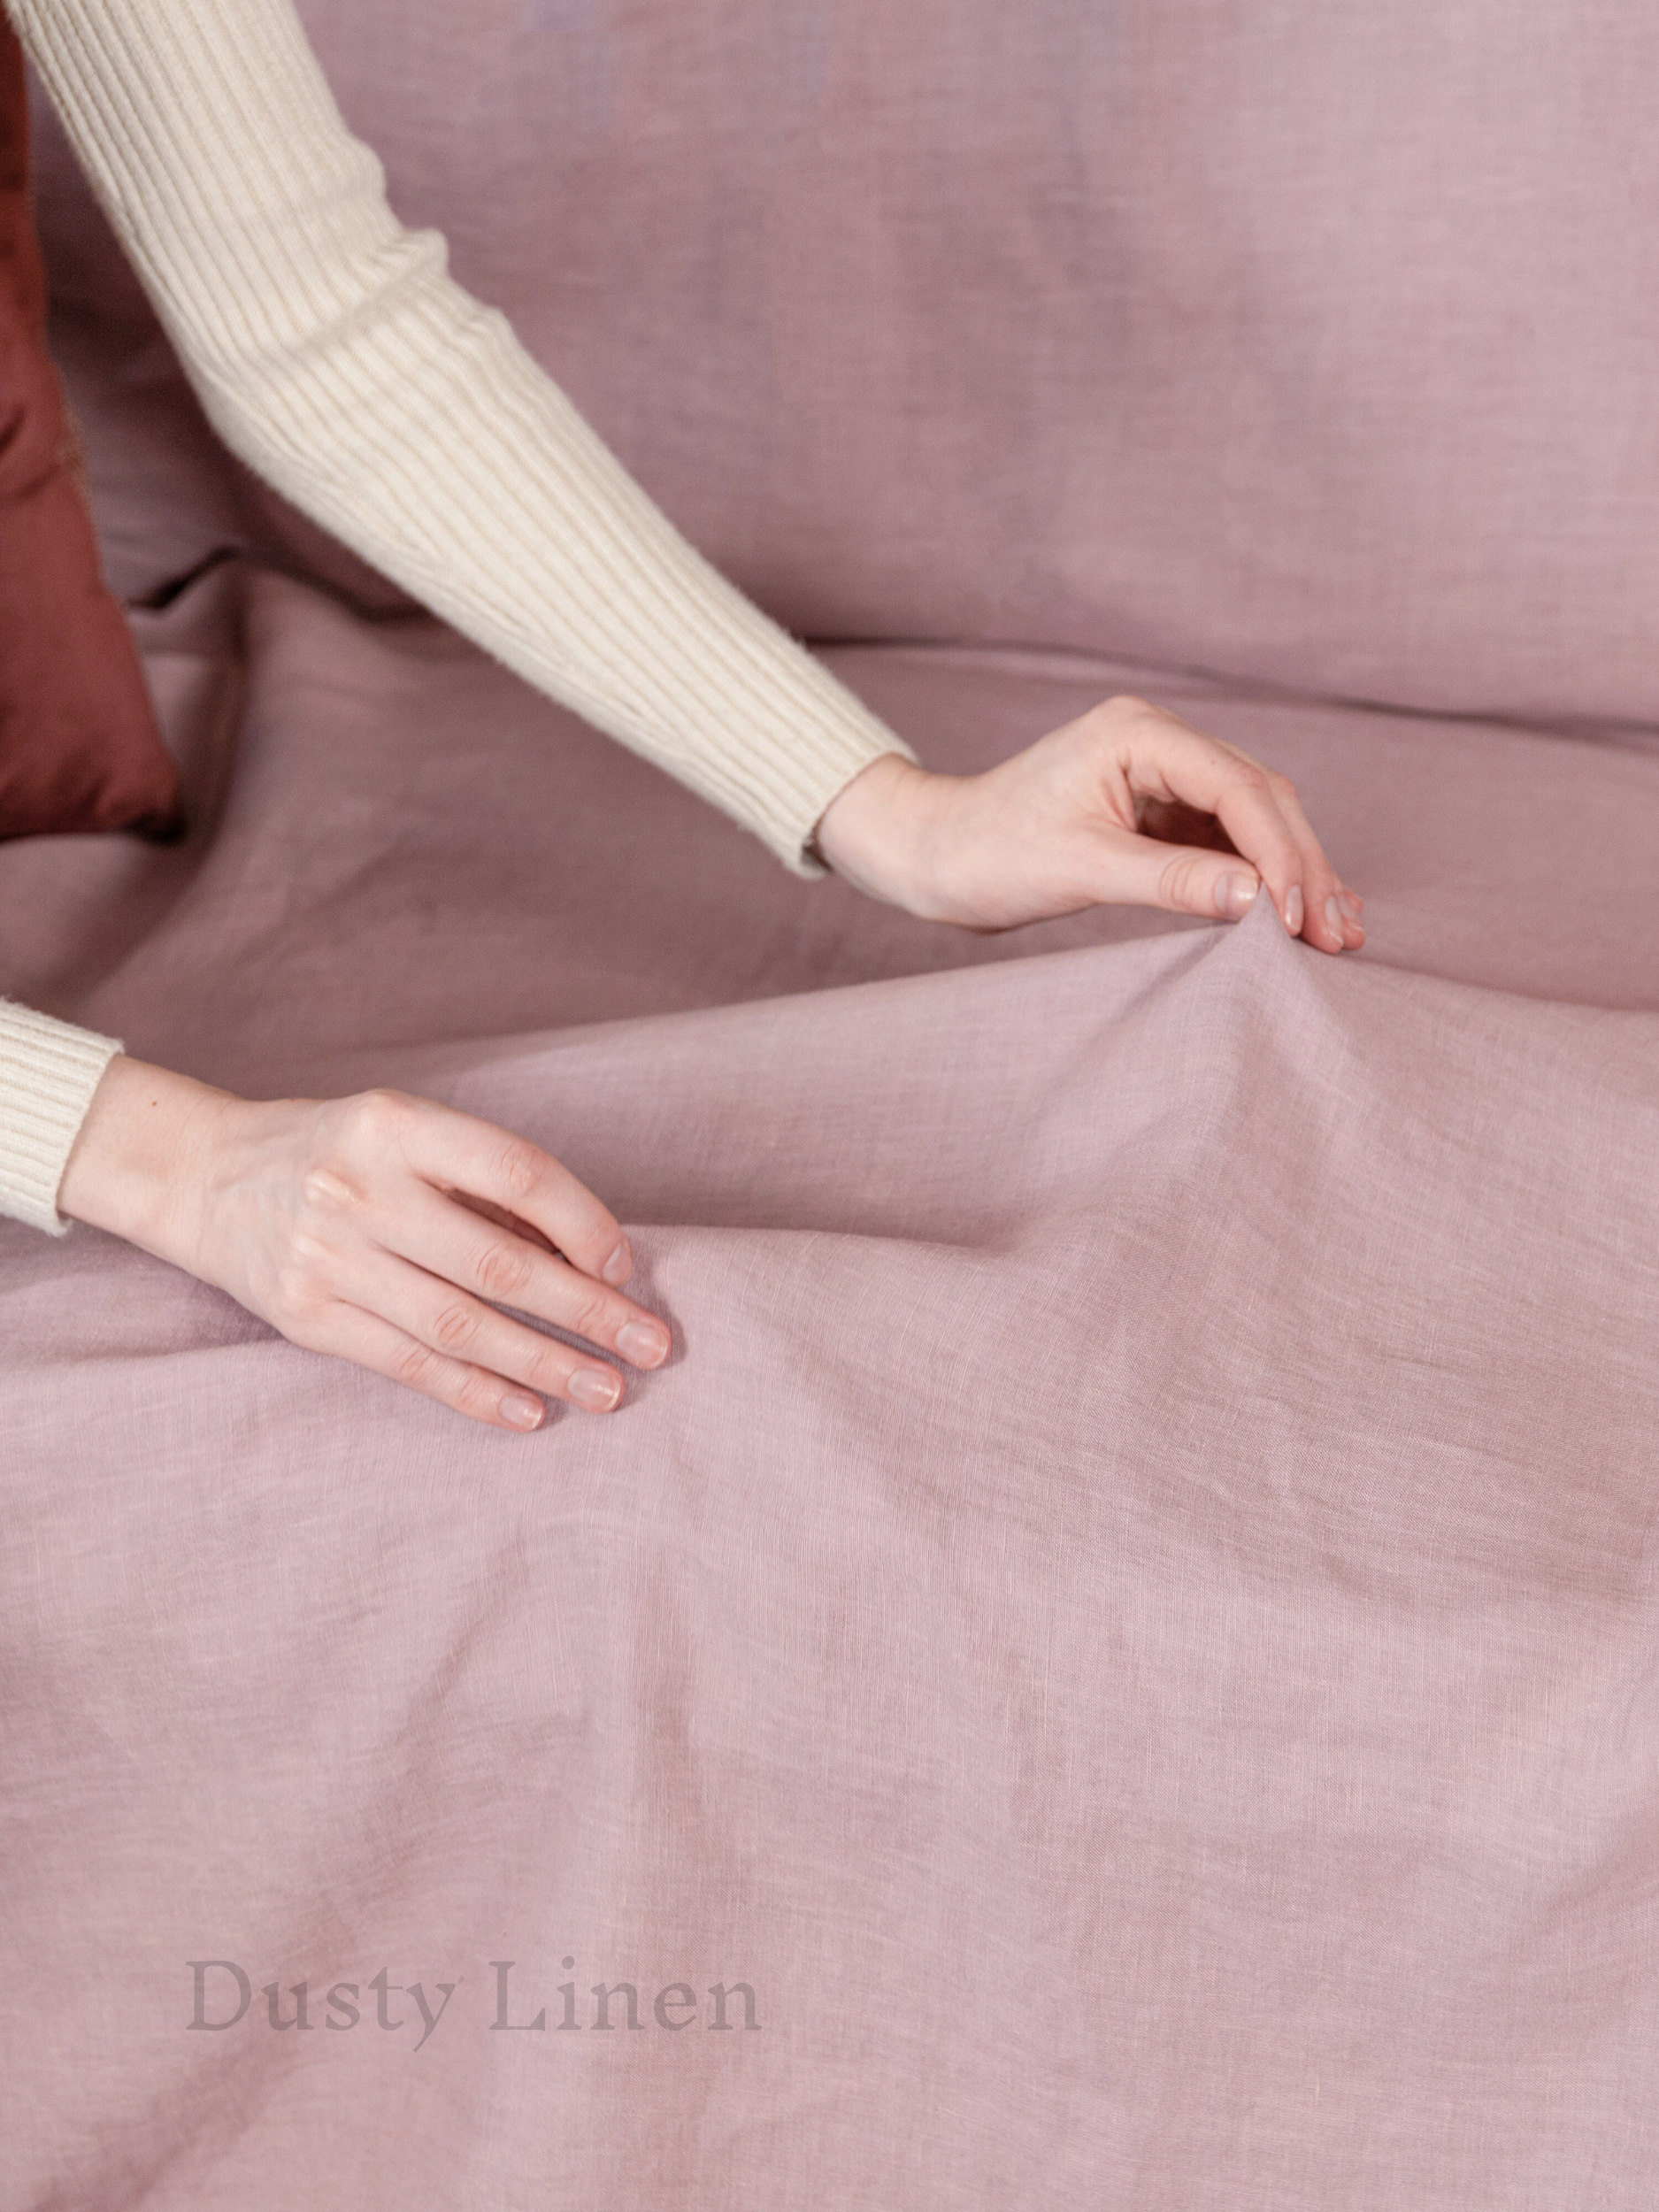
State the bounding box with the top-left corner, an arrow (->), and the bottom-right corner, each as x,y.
10,0 -> 1659,2198
2,567 -> 1655,2207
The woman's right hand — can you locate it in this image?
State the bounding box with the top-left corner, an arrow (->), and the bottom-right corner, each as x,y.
58,1055 -> 670,1432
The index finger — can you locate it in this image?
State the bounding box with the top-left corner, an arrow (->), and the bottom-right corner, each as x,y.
391,1098 -> 634,1288
1127,718 -> 1308,936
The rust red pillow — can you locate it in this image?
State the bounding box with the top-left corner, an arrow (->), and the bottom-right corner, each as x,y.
0,23 -> 180,840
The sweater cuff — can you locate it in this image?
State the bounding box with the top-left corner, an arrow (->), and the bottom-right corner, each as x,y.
772,733 -> 918,880
0,1001 -> 122,1234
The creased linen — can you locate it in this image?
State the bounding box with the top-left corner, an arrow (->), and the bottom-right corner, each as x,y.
2,572 -> 1656,2208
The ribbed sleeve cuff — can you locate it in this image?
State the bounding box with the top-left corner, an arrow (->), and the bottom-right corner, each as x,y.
0,1001 -> 122,1234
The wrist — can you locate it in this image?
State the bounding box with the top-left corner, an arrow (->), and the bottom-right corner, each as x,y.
58,1054 -> 236,1262
813,752 -> 954,917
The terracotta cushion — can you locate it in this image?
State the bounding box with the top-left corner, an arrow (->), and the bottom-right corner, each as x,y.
0,21 -> 178,841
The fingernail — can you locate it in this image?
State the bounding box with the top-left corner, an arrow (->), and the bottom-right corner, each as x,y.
502,1391 -> 545,1431
1337,890 -> 1363,922
1324,895 -> 1346,948
1284,885 -> 1304,936
568,1366 -> 622,1412
602,1240 -> 633,1287
1214,872 -> 1258,921
616,1319 -> 670,1368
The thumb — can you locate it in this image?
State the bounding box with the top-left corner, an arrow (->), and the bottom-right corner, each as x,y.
1109,838 -> 1263,921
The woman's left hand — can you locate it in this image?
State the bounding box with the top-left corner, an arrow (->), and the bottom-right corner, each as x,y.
813,694 -> 1364,953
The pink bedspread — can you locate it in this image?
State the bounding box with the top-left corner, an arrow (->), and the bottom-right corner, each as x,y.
4,567 -> 1656,2207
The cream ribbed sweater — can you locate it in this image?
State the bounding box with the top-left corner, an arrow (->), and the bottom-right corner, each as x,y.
1,0 -> 912,1234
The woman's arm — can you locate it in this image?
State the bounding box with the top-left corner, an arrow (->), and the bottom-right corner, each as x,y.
12,0 -> 1362,939
9,0 -> 911,874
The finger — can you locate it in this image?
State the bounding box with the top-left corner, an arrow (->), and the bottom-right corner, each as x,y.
1262,772 -> 1358,953
388,1184 -> 670,1369
292,1299 -> 562,1432
343,1249 -> 632,1414
387,1098 -> 634,1286
1205,772 -> 1308,939
1117,724 -> 1309,935
1131,724 -> 1359,950
1201,730 -> 1364,948
1092,834 -> 1264,923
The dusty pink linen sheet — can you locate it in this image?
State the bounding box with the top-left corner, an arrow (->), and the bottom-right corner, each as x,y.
3,570 -> 1657,2207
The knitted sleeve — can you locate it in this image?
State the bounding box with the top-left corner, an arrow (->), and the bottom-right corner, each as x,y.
8,0 -> 912,875
0,999 -> 119,1232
